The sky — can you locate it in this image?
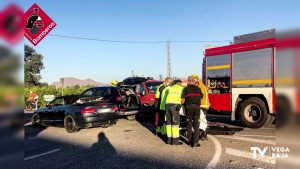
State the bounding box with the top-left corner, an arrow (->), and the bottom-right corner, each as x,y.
2,0 -> 300,84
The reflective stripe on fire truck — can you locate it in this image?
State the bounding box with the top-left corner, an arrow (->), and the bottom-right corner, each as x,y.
207,64 -> 230,70
232,79 -> 272,85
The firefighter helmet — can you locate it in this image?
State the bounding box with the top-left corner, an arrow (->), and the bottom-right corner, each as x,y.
191,74 -> 199,81
111,80 -> 119,86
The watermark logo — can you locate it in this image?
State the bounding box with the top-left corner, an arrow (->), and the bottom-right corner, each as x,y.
251,146 -> 290,159
0,4 -> 24,45
24,3 -> 56,46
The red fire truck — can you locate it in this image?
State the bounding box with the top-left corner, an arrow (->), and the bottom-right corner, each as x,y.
203,30 -> 277,128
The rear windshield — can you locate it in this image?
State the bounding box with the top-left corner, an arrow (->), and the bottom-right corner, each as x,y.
145,82 -> 162,94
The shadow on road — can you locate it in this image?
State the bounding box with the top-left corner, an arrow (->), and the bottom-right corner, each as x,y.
136,112 -> 244,138
25,128 -> 207,169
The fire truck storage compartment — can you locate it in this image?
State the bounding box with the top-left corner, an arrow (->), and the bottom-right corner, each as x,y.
206,53 -> 231,94
232,48 -> 272,88
206,53 -> 231,111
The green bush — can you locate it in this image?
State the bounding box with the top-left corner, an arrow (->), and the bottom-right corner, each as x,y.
24,85 -> 90,106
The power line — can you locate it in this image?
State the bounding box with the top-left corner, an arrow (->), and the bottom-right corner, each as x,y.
48,34 -> 231,44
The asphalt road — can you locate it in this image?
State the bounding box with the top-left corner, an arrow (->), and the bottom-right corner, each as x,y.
24,112 -> 275,169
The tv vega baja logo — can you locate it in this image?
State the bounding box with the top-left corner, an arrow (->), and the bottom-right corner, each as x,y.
24,3 -> 56,46
251,146 -> 290,159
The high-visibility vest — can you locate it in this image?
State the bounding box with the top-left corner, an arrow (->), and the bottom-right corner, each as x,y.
155,83 -> 167,99
198,81 -> 210,109
160,86 -> 170,110
165,84 -> 183,104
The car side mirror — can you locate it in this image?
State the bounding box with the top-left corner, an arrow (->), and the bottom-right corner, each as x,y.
141,91 -> 146,96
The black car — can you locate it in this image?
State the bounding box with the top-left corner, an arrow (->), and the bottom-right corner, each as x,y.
32,86 -> 141,133
119,77 -> 153,87
80,86 -> 141,120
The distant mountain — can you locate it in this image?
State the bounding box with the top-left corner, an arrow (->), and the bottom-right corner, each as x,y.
51,77 -> 105,88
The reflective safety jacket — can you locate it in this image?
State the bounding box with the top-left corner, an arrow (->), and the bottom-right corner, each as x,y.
165,84 -> 183,104
198,81 -> 210,109
160,86 -> 170,110
155,83 -> 167,99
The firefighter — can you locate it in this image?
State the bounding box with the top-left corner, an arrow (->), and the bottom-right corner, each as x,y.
165,79 -> 183,145
154,77 -> 172,137
158,84 -> 171,139
181,76 -> 203,147
192,74 -> 209,141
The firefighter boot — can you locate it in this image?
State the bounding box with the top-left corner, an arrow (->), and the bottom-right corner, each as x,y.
166,137 -> 172,144
200,129 -> 208,141
172,138 -> 183,145
192,143 -> 201,148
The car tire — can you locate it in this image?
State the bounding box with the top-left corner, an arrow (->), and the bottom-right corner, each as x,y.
126,115 -> 136,121
64,115 -> 80,133
239,97 -> 271,128
31,113 -> 42,127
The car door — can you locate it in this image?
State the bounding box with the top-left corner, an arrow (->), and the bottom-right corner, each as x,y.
46,97 -> 64,124
135,83 -> 147,105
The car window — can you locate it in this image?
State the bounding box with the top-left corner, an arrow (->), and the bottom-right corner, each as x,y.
81,89 -> 94,96
50,97 -> 64,106
136,83 -> 145,94
94,88 -> 112,97
146,82 -> 162,94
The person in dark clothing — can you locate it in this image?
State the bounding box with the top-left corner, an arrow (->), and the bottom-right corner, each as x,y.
181,76 -> 203,147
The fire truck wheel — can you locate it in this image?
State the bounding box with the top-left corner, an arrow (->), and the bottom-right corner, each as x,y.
239,97 -> 270,128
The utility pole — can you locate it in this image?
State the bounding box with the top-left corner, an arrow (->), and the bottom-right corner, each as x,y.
60,77 -> 64,95
60,77 -> 65,104
167,40 -> 172,78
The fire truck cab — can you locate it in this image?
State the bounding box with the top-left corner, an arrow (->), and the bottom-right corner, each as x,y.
203,30 -> 276,128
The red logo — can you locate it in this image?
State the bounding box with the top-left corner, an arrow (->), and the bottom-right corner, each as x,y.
0,4 -> 24,45
24,3 -> 56,46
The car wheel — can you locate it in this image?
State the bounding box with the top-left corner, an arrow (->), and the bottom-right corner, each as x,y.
64,115 -> 80,133
126,115 -> 136,121
239,97 -> 271,128
31,113 -> 42,127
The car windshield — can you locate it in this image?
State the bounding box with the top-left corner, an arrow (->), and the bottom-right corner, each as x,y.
145,82 -> 162,94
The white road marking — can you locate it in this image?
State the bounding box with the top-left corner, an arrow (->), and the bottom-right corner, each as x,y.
217,135 -> 276,145
24,149 -> 61,161
205,135 -> 222,169
256,127 -> 275,130
225,148 -> 275,164
234,134 -> 275,138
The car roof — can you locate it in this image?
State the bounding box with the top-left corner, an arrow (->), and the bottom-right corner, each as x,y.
145,80 -> 163,83
88,86 -> 117,89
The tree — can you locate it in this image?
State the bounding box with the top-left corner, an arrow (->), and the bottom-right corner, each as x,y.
0,46 -> 20,85
24,44 -> 44,86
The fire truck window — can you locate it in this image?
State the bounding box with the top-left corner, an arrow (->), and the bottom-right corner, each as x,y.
206,54 -> 231,94
232,48 -> 272,88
